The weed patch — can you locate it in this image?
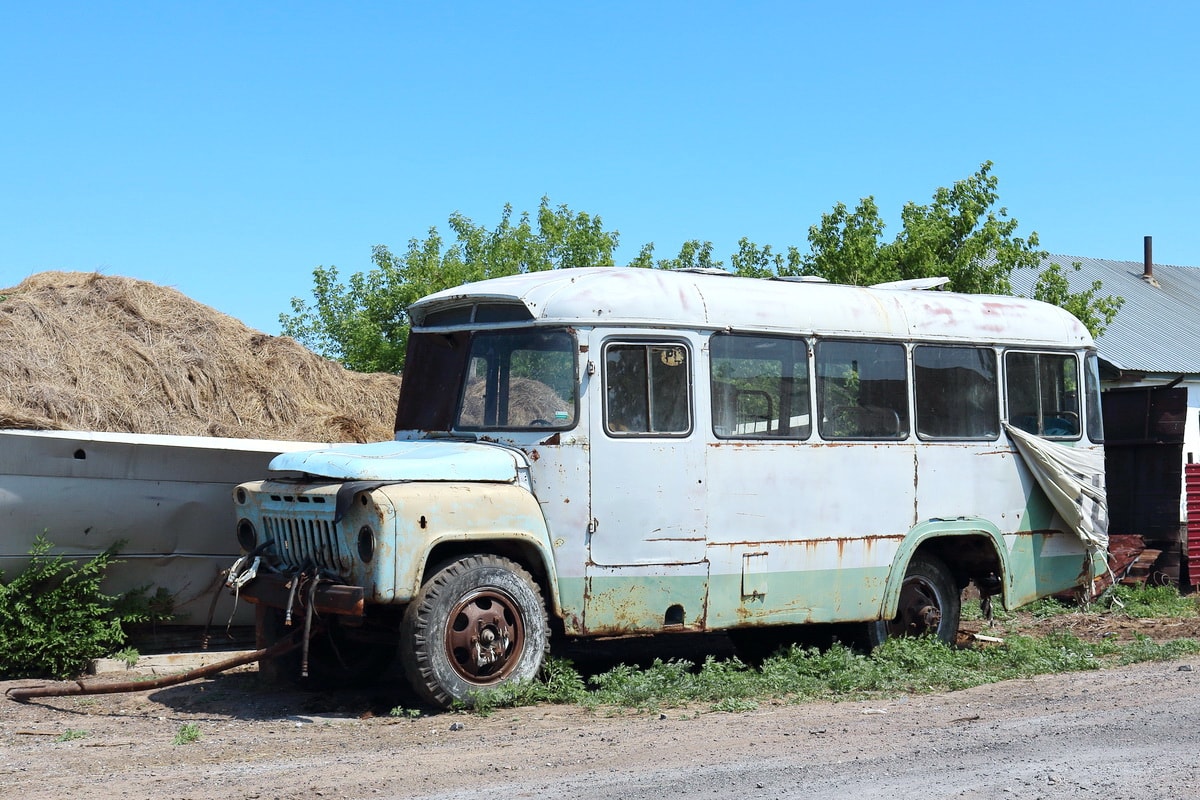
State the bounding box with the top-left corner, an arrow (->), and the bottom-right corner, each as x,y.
0,535 -> 172,679
466,586 -> 1200,715
172,723 -> 201,745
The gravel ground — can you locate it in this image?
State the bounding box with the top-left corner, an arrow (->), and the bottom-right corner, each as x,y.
3,621 -> 1198,800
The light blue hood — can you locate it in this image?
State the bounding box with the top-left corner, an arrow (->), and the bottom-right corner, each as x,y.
268,439 -> 530,482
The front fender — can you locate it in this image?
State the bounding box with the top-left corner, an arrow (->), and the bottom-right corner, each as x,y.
370,481 -> 559,611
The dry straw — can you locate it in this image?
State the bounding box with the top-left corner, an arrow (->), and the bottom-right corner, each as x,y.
0,272 -> 401,443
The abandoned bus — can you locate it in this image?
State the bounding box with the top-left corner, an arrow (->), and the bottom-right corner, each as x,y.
229,267 -> 1107,707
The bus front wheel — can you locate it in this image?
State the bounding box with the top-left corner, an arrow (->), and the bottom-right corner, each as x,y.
400,554 -> 549,709
867,554 -> 960,647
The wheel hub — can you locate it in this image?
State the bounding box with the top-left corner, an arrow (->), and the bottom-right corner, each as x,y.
445,590 -> 524,685
890,577 -> 943,637
471,616 -> 512,668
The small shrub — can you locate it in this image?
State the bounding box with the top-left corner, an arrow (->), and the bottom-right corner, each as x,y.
711,697 -> 758,712
463,657 -> 589,714
0,535 -> 172,679
111,647 -> 140,668
55,729 -> 88,742
172,723 -> 202,745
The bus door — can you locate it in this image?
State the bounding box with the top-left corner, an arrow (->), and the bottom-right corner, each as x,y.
586,338 -> 706,567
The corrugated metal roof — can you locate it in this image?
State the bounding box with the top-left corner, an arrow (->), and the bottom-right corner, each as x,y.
1008,254 -> 1200,375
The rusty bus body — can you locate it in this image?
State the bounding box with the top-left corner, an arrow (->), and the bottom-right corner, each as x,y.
230,267 -> 1106,706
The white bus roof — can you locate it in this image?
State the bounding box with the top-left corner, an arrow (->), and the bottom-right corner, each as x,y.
409,267 -> 1094,348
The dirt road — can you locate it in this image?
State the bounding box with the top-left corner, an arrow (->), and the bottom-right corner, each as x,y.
4,638 -> 1198,800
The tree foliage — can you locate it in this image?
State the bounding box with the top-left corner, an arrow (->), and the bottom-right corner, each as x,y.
730,161 -> 1121,337
281,198 -> 621,373
1031,260 -> 1124,338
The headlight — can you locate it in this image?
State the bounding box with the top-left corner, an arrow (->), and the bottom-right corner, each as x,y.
357,525 -> 375,563
236,519 -> 257,552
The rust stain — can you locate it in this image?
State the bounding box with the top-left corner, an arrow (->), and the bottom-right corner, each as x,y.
710,534 -> 902,548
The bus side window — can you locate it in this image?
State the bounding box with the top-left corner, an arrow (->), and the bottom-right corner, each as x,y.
605,342 -> 692,435
1004,352 -> 1081,438
815,340 -> 909,440
710,333 -> 810,439
914,345 -> 998,439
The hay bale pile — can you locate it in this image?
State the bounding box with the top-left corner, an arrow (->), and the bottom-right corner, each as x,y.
0,271 -> 401,442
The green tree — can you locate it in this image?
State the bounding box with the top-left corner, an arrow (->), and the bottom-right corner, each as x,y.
1031,260 -> 1124,338
281,198 -> 621,373
628,239 -> 724,271
731,161 -> 1122,337
797,162 -> 1042,292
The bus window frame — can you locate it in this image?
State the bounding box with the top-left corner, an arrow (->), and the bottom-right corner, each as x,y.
602,339 -> 695,438
1003,350 -> 1083,440
709,332 -> 813,441
912,344 -> 1001,442
815,338 -> 910,441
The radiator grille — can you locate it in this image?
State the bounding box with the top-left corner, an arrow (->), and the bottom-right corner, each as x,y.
262,514 -> 349,575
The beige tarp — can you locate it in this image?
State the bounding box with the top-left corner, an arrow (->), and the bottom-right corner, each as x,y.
1003,423 -> 1108,552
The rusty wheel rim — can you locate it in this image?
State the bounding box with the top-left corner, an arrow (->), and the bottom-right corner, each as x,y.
443,588 -> 525,686
886,576 -> 943,638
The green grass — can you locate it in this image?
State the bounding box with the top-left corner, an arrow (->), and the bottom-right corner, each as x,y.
1101,584 -> 1200,618
460,584 -> 1200,715
171,723 -> 202,745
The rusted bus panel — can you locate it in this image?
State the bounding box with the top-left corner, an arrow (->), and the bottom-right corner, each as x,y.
1000,530 -> 1095,609
705,538 -> 898,627
586,328 -> 708,568
705,440 -> 918,550
578,562 -> 709,635
236,478 -> 559,611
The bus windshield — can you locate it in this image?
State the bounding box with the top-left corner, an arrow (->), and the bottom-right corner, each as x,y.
396,328 -> 578,432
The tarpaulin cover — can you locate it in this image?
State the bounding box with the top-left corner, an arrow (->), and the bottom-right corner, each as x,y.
1003,423 -> 1108,552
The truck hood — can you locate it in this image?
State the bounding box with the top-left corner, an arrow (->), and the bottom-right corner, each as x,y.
268,439 -> 530,483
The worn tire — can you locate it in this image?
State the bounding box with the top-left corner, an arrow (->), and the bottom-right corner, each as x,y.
867,554 -> 960,647
400,554 -> 549,709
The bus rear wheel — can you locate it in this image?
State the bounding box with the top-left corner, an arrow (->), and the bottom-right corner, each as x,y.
400,554 -> 549,709
867,554 -> 960,647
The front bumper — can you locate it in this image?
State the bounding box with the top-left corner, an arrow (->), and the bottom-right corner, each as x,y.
238,571 -> 365,617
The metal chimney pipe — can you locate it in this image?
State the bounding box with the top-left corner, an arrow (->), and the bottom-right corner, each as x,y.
1144,236 -> 1153,279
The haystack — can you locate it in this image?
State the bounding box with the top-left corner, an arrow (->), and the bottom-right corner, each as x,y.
0,271 -> 401,442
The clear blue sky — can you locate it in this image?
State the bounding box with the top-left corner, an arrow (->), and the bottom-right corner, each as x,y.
3,1 -> 1197,336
